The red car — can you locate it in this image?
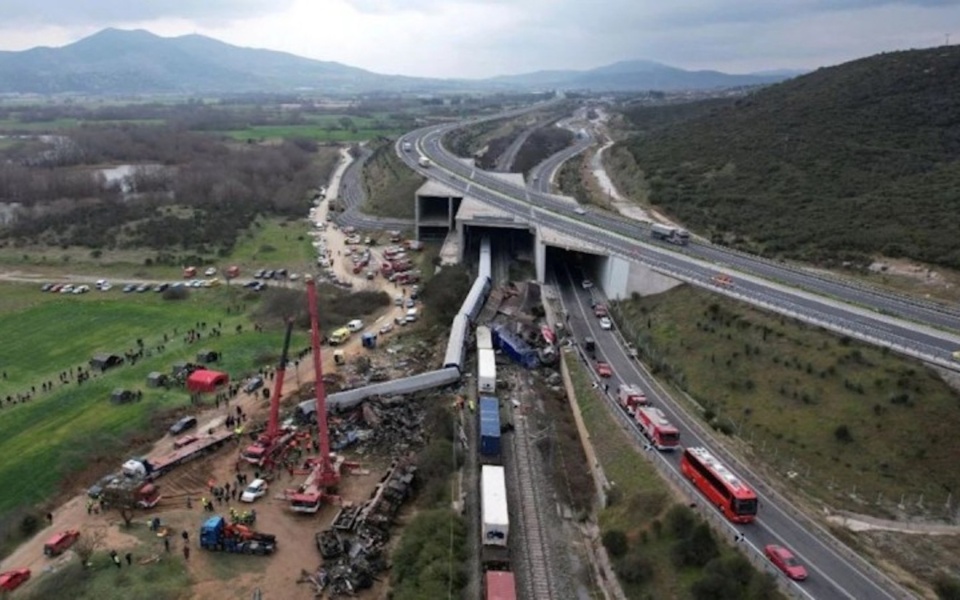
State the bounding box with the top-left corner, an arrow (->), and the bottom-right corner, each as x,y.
764,544 -> 808,581
0,568 -> 31,591
44,529 -> 80,557
595,361 -> 613,378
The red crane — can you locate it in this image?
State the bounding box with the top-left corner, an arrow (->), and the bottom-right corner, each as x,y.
288,275 -> 342,513
240,319 -> 297,469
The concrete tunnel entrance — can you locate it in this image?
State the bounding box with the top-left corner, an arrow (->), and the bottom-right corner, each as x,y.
462,226 -> 536,283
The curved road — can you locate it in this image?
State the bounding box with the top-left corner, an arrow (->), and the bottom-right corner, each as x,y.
332,147 -> 415,231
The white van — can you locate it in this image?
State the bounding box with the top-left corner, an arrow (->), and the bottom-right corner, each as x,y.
347,319 -> 364,332
405,308 -> 419,323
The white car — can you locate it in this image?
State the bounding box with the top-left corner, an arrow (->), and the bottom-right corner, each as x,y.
599,317 -> 613,330
581,279 -> 594,289
574,207 -> 586,215
204,267 -> 217,276
240,479 -> 268,503
380,323 -> 394,335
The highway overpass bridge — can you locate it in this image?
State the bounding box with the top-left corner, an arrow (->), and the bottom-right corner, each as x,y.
413,154 -> 681,298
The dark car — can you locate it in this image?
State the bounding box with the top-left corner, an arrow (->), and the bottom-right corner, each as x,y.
168,416 -> 198,436
154,283 -> 169,292
122,284 -> 137,293
254,269 -> 266,279
87,473 -> 119,499
244,376 -> 265,393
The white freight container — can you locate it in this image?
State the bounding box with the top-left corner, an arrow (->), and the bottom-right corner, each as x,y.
478,348 -> 497,393
476,325 -> 493,351
481,465 -> 509,546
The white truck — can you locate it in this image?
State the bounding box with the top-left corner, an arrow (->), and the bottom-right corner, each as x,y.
478,348 -> 497,393
418,155 -> 431,168
650,223 -> 690,246
481,465 -> 509,546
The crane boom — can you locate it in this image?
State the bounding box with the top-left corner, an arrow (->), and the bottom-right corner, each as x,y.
266,320 -> 294,441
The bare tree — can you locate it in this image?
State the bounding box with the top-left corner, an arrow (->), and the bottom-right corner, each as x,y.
73,527 -> 107,568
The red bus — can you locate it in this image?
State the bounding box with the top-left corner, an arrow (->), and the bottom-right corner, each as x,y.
484,570 -> 516,600
680,447 -> 758,523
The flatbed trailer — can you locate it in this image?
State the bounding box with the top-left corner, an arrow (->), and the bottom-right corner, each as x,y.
124,428 -> 236,480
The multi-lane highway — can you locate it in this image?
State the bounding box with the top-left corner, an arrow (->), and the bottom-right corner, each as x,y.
387,106 -> 959,598
554,267 -> 904,599
397,119 -> 960,370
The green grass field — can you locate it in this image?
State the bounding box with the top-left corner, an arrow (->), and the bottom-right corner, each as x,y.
0,283 -> 307,516
229,217 -> 316,273
614,286 -> 960,518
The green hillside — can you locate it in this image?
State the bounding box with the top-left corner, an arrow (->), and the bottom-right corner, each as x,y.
621,46 -> 960,269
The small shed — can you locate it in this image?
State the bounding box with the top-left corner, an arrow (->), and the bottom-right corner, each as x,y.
146,372 -> 168,388
90,354 -> 124,372
196,349 -> 220,364
186,369 -> 229,394
361,333 -> 377,349
111,389 -> 137,404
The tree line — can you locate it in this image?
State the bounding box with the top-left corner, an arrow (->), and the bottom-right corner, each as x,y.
0,124 -> 334,255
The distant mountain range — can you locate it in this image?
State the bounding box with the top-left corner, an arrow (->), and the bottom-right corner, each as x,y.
0,29 -> 798,95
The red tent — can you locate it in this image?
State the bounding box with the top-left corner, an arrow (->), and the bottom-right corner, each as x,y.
186,369 -> 229,393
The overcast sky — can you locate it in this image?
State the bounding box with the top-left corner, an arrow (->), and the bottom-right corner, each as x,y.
0,0 -> 958,77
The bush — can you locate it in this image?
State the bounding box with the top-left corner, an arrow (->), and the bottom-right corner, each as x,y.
161,286 -> 189,301
671,523 -> 719,568
665,504 -> 696,538
935,574 -> 960,600
390,509 -> 468,600
834,424 -> 854,443
617,550 -> 655,585
602,529 -> 629,558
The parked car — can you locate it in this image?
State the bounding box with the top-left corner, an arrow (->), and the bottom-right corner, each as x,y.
136,284 -> 151,293
87,473 -> 120,499
123,283 -> 137,293
240,478 -> 269,503
764,544 -> 808,581
379,323 -> 394,335
0,568 -> 30,592
154,283 -> 169,292
574,207 -> 586,215
599,317 -> 613,330
405,298 -> 416,308
244,376 -> 264,393
254,269 -> 266,279
204,267 -> 217,277
43,530 -> 80,557
347,319 -> 364,332
595,361 -> 613,378
40,283 -> 54,292
168,416 -> 198,436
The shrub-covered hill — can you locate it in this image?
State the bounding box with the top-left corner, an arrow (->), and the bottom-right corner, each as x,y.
622,46 -> 960,269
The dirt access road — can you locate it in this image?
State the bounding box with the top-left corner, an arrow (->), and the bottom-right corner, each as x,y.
1,194 -> 419,598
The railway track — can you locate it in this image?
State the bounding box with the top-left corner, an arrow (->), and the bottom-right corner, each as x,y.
508,371 -> 558,600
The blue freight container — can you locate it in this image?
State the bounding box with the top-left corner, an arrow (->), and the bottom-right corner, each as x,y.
479,396 -> 501,457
